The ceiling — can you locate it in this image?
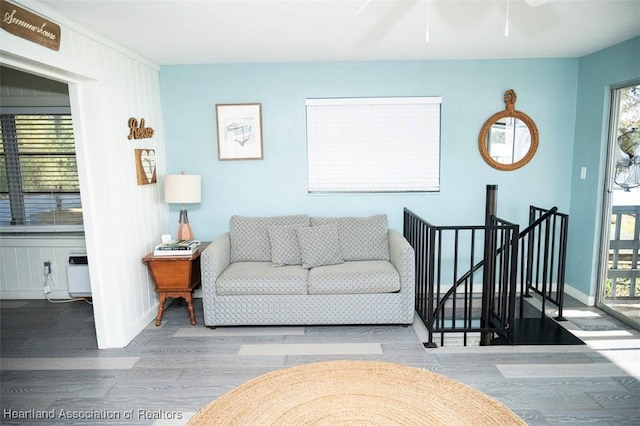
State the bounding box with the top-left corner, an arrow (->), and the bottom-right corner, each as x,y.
35,0 -> 640,65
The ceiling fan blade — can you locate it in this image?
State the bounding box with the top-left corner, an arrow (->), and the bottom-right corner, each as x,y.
523,0 -> 551,6
355,0 -> 373,16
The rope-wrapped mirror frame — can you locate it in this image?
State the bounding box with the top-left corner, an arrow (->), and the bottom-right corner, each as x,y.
478,89 -> 539,171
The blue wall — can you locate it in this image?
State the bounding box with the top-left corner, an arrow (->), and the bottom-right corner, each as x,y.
160,59 -> 578,244
159,37 -> 639,301
567,37 -> 640,297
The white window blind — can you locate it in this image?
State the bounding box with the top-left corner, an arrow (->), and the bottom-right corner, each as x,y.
306,97 -> 441,193
0,111 -> 83,231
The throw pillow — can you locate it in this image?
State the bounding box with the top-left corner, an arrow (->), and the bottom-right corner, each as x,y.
296,223 -> 344,269
310,214 -> 390,261
268,225 -> 303,267
230,215 -> 310,262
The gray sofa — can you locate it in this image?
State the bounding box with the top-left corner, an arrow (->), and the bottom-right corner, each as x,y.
201,214 -> 415,327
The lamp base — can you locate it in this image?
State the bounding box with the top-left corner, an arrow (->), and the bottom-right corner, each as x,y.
176,223 -> 194,240
176,209 -> 194,240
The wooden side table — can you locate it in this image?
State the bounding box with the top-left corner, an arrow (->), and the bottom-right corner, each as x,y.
142,242 -> 210,326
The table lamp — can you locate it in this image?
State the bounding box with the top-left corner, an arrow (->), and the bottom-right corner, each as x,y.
164,172 -> 201,240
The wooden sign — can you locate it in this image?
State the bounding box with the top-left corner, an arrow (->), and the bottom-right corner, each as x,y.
1,0 -> 60,51
135,149 -> 157,185
128,117 -> 155,140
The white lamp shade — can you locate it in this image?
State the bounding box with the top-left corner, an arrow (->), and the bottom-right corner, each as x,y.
164,174 -> 202,204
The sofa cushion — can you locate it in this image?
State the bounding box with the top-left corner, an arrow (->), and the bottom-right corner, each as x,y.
307,260 -> 400,295
310,214 -> 390,261
268,225 -> 303,266
216,262 -> 308,295
230,215 -> 310,263
296,223 -> 344,269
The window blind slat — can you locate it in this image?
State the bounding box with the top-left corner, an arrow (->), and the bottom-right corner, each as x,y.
0,113 -> 82,228
306,97 -> 441,193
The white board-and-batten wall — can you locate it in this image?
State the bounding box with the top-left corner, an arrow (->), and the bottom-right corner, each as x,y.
0,0 -> 170,348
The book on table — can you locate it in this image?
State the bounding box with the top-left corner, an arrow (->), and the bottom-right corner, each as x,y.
153,240 -> 201,256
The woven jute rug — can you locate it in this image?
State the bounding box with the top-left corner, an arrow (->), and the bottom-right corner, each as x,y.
188,360 -> 525,425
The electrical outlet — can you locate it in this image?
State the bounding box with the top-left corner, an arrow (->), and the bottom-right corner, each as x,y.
44,261 -> 52,275
43,285 -> 51,295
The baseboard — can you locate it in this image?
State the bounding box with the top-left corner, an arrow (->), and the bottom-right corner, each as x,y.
120,305 -> 158,349
411,311 -> 430,344
0,290 -> 72,300
563,283 -> 595,306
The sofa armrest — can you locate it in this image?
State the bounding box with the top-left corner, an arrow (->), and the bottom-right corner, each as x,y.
388,229 -> 415,294
201,232 -> 231,297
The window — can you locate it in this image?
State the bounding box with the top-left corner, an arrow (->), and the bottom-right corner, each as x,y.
0,109 -> 83,231
305,97 -> 441,193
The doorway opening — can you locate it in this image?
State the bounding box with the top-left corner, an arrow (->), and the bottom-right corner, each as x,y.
598,82 -> 640,330
0,65 -> 94,333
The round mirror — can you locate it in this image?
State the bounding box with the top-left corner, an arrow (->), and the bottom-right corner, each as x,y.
478,90 -> 538,171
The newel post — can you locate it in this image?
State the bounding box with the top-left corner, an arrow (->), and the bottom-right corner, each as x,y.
481,184 -> 498,346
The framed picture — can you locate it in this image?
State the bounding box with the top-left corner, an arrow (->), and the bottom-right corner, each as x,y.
216,103 -> 263,160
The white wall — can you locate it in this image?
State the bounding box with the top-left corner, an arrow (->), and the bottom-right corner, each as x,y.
0,236 -> 86,299
0,0 -> 170,348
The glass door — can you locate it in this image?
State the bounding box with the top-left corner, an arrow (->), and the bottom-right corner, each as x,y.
597,83 -> 640,330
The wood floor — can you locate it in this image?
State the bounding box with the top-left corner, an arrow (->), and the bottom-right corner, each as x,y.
1,297 -> 639,425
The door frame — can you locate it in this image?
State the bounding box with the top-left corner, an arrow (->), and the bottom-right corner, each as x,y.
595,80 -> 640,330
0,54 -> 108,345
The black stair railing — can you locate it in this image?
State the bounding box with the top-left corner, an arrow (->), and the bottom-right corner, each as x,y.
404,208 -> 519,347
519,206 -> 569,320
403,208 -> 435,343
404,204 -> 568,347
